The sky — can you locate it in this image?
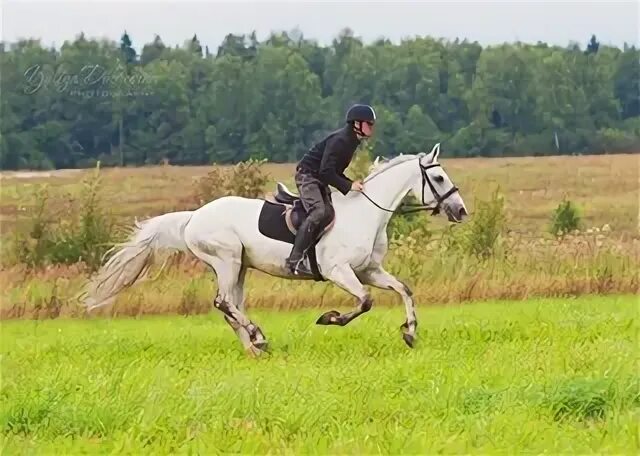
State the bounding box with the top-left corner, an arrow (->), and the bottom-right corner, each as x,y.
2,0 -> 638,52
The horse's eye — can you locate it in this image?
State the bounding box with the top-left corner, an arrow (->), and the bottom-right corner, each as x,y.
434,175 -> 444,183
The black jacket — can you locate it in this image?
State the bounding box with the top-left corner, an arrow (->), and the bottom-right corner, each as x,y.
297,125 -> 361,195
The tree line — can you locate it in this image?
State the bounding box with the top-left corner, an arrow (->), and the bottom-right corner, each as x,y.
1,30 -> 638,169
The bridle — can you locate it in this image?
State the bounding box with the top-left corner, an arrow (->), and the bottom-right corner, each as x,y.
359,159 -> 459,216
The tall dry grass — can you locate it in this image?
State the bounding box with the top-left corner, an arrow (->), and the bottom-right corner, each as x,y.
1,153 -> 638,320
1,153 -> 638,235
1,225 -> 637,320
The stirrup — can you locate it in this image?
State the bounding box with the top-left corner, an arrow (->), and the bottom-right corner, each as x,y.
286,257 -> 312,276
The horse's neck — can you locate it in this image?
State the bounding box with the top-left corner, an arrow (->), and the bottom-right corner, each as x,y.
341,159 -> 415,235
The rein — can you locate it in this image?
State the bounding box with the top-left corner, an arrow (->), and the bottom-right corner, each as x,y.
358,190 -> 437,215
358,160 -> 459,216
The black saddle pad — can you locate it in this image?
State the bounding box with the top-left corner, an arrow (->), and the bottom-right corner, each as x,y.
258,200 -> 297,244
257,200 -> 325,282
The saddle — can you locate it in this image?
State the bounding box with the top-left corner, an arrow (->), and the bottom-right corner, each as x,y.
257,182 -> 335,281
269,182 -> 336,235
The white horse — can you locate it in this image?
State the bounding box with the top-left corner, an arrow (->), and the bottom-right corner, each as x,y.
83,143 -> 468,356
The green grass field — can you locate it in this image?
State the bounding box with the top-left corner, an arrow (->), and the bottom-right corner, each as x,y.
2,295 -> 638,454
1,154 -> 638,453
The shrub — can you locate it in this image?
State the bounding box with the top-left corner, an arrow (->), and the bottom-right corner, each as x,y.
194,158 -> 270,205
551,199 -> 582,236
51,163 -> 121,270
9,162 -> 122,270
11,184 -> 55,267
388,208 -> 431,241
445,187 -> 508,260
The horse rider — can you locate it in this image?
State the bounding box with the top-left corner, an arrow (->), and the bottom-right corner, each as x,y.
285,103 -> 377,276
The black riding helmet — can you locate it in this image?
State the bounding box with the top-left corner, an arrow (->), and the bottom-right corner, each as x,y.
345,104 -> 376,137
345,104 -> 376,124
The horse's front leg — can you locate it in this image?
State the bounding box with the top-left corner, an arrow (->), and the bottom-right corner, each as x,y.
316,264 -> 373,326
359,266 -> 417,348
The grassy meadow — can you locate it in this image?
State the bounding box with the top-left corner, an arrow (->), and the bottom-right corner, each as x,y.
0,154 -> 638,454
1,295 -> 638,454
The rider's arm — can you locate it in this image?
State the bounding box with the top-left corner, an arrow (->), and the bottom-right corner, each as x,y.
318,136 -> 353,195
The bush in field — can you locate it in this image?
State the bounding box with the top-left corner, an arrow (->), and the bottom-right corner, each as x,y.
388,209 -> 431,241
551,199 -> 582,236
10,184 -> 54,267
445,188 -> 508,260
9,162 -> 122,270
51,163 -> 121,270
194,158 -> 270,205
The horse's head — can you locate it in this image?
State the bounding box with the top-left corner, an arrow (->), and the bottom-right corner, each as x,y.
410,143 -> 468,223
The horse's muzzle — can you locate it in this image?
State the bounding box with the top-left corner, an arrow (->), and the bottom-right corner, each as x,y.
445,205 -> 467,223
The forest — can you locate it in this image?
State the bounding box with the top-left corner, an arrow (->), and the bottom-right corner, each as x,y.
1,29 -> 638,169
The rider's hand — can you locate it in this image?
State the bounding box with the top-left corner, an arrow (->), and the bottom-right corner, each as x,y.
351,180 -> 364,192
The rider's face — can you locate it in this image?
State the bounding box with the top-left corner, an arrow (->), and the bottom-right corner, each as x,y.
360,121 -> 375,137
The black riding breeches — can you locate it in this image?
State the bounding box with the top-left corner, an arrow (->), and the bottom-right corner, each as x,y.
295,170 -> 335,233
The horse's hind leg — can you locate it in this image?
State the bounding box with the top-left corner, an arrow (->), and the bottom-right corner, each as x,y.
212,259 -> 268,356
222,264 -> 253,351
186,239 -> 267,356
225,264 -> 268,352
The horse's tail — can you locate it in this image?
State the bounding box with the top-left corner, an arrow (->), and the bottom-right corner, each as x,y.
82,211 -> 194,311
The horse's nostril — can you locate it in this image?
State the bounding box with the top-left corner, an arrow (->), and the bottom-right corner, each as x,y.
459,207 -> 468,218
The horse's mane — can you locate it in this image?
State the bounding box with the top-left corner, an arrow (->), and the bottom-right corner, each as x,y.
330,151 -> 431,196
363,153 -> 423,183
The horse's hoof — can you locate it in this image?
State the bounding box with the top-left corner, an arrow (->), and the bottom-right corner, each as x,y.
402,332 -> 415,348
250,326 -> 268,345
253,339 -> 269,352
316,310 -> 341,325
245,345 -> 265,358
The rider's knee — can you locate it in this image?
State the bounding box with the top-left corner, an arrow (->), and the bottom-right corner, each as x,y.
309,204 -> 331,224
321,204 -> 335,224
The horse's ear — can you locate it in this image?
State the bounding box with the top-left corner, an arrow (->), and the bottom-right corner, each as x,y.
373,156 -> 380,167
429,143 -> 441,162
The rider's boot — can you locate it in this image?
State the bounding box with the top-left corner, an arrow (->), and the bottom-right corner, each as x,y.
285,219 -> 316,276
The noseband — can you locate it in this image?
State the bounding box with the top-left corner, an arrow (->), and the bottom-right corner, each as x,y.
417,163 -> 460,215
359,160 -> 459,215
